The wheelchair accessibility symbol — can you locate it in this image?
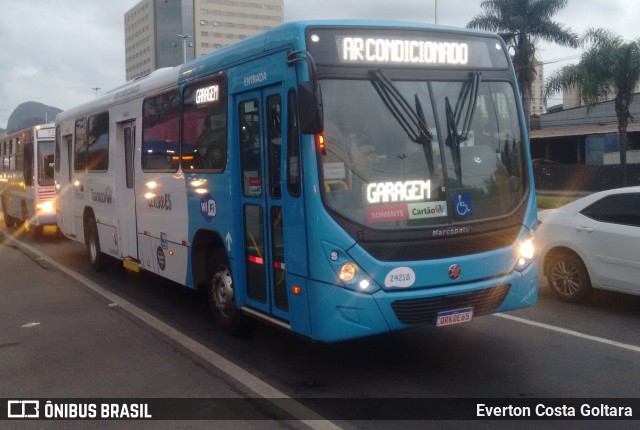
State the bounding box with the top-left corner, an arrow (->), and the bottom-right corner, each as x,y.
453,193 -> 473,218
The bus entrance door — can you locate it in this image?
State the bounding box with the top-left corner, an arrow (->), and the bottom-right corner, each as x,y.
116,121 -> 138,260
237,87 -> 291,324
57,135 -> 75,236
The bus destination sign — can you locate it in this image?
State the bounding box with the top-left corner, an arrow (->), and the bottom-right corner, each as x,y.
341,37 -> 469,65
306,28 -> 509,69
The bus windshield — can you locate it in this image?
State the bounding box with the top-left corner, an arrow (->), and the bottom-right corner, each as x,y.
38,141 -> 55,186
319,76 -> 526,230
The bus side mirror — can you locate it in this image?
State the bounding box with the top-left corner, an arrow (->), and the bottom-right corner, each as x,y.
297,81 -> 324,135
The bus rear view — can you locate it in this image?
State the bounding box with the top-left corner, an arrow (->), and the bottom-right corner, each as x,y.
300,25 -> 538,341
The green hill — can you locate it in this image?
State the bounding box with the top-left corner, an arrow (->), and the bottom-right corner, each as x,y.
6,102 -> 62,134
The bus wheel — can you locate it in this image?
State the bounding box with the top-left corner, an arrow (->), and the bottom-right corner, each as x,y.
3,213 -> 15,228
207,250 -> 253,335
1,200 -> 14,228
86,217 -> 107,272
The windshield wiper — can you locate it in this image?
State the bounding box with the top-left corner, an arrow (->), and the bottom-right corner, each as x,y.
370,70 -> 435,175
445,71 -> 482,183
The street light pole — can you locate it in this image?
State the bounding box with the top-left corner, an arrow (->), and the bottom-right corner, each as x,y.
177,34 -> 192,64
91,87 -> 101,98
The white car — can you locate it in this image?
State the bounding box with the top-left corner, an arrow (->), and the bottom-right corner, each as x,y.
538,186 -> 640,302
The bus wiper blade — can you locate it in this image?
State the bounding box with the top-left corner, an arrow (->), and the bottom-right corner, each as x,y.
445,97 -> 462,183
414,94 -> 435,176
460,71 -> 481,141
445,71 -> 482,183
370,70 -> 434,173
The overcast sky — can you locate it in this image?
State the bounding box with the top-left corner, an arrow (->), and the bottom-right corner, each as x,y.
1,0 -> 638,128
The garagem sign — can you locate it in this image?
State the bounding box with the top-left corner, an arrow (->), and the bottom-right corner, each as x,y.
366,180 -> 431,204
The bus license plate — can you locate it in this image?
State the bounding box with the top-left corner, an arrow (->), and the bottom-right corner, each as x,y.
436,308 -> 473,327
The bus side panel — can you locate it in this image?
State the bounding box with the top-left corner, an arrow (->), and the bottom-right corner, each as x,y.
86,175 -> 118,256
73,213 -> 85,244
145,235 -> 189,285
135,170 -> 190,281
4,187 -> 26,221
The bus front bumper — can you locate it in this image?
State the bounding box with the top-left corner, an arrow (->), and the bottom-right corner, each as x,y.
306,262 -> 538,343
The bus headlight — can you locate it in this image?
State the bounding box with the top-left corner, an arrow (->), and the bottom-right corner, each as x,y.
322,242 -> 381,294
334,261 -> 379,293
36,201 -> 55,214
515,236 -> 536,271
339,263 -> 357,282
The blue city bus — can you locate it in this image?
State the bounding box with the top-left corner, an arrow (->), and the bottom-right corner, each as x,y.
55,20 -> 538,342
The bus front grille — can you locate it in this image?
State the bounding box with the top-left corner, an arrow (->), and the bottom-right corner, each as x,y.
390,284 -> 511,325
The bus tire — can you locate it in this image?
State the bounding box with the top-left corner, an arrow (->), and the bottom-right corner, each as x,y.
1,198 -> 16,228
206,249 -> 253,336
2,211 -> 15,228
86,217 -> 107,272
31,225 -> 44,237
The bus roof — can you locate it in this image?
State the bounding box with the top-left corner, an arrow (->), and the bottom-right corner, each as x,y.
179,20 -> 500,80
56,20 -> 501,121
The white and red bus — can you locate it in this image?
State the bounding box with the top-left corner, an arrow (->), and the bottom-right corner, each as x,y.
1,123 -> 56,234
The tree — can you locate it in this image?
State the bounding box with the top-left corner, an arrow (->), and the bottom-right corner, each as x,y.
545,28 -> 640,177
467,0 -> 578,128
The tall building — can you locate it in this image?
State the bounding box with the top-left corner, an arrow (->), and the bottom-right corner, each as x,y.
125,0 -> 283,81
563,82 -> 640,110
195,0 -> 283,56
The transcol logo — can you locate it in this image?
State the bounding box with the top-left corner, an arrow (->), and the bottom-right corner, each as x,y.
147,193 -> 172,211
90,187 -> 113,205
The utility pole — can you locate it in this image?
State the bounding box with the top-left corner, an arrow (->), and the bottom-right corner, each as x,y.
91,87 -> 101,98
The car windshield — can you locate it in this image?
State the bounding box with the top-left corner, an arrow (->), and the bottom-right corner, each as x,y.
319,77 -> 526,230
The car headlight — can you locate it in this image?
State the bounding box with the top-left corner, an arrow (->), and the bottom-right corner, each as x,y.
515,232 -> 536,272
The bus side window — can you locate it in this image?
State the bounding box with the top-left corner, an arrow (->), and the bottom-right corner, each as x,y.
74,119 -> 87,172
239,100 -> 261,197
182,75 -> 228,172
24,142 -> 33,187
287,89 -> 301,197
267,94 -> 282,199
87,112 -> 109,172
55,127 -> 61,173
142,89 -> 180,172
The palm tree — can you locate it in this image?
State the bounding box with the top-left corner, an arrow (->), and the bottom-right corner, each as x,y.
467,0 -> 578,128
545,28 -> 640,176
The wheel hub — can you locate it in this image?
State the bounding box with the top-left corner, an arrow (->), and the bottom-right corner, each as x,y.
211,267 -> 234,316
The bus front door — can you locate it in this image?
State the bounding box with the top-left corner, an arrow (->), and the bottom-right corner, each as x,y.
57,135 -> 75,235
237,87 -> 291,323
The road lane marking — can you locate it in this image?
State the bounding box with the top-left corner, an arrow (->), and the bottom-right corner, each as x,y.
4,234 -> 340,430
496,313 -> 640,353
21,322 -> 41,328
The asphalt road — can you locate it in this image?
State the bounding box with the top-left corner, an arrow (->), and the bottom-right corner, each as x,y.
2,222 -> 640,428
